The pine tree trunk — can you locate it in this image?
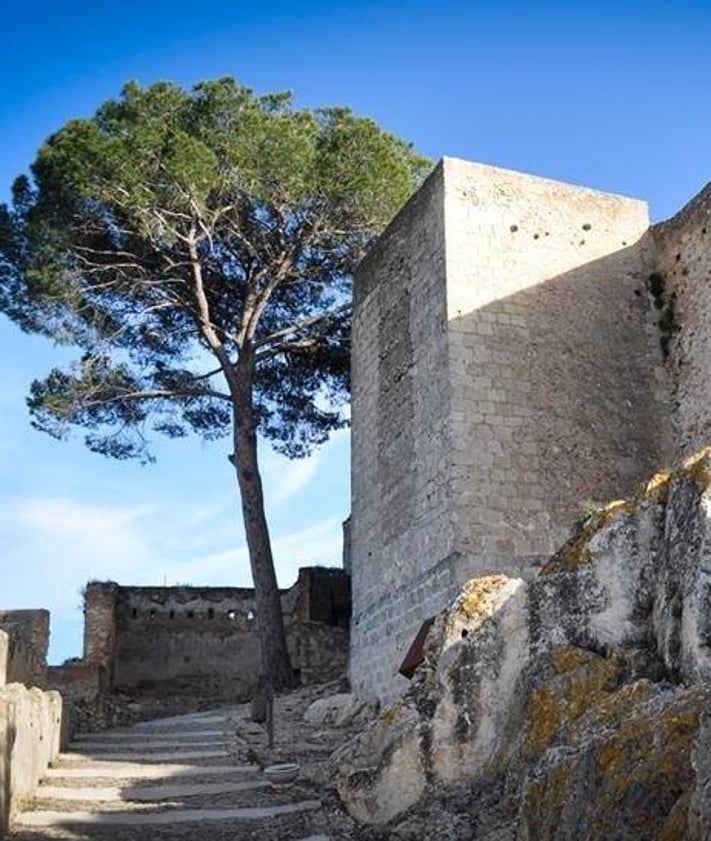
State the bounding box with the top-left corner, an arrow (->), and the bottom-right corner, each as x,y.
232,355 -> 295,693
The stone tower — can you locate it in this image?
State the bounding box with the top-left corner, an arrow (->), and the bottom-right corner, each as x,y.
349,158 -> 673,702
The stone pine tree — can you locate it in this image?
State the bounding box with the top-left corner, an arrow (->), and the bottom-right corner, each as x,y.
0,78 -> 429,691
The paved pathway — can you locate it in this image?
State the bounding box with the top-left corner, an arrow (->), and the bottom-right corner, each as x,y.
8,705 -> 338,841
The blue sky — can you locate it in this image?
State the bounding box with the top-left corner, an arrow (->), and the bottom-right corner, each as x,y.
1,0 -> 710,662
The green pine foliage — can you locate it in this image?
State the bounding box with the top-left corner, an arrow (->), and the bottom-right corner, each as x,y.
0,78 -> 430,461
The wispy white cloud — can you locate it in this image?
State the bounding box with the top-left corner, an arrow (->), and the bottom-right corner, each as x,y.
263,450 -> 322,505
0,497 -> 153,614
156,517 -> 343,590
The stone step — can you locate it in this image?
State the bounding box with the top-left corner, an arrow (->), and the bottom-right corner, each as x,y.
68,737 -> 230,751
37,779 -> 271,802
131,713 -> 229,730
73,728 -> 227,743
15,799 -> 323,827
45,762 -> 258,781
59,747 -> 230,763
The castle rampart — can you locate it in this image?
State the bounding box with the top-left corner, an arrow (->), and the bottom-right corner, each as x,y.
350,158 -> 684,702
82,567 -> 350,703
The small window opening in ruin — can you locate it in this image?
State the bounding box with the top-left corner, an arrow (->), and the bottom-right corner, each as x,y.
227,610 -> 237,620
461,629 -> 469,638
186,610 -> 194,619
208,607 -> 215,619
131,608 -> 138,619
247,609 -> 256,623
169,610 -> 175,619
149,609 -> 157,620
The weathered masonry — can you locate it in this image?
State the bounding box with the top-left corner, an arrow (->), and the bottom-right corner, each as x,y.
350,157 -> 711,702
0,610 -> 50,688
0,626 -> 63,834
82,567 -> 350,703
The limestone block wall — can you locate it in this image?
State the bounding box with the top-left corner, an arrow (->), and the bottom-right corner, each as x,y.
0,629 -> 64,834
350,164 -> 454,698
294,622 -> 349,684
651,184 -> 711,456
350,158 -> 674,703
0,610 -> 50,688
444,158 -> 673,567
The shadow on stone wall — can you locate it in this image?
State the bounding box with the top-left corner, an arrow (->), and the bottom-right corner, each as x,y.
444,231 -> 674,564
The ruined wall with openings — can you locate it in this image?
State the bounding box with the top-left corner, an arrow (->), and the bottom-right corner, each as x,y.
350,158 -> 675,703
651,184 -> 711,456
83,567 -> 350,703
0,611 -> 49,688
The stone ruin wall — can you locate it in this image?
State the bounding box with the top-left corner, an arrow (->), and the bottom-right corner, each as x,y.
81,567 -> 350,705
350,158 -> 707,704
0,610 -> 50,688
0,628 -> 63,834
111,585 -> 264,698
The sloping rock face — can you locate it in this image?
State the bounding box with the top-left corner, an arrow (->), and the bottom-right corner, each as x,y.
335,450 -> 711,840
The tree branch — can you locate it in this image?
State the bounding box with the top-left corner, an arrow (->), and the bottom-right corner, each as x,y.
254,303 -> 351,350
186,227 -> 240,392
81,386 -> 232,408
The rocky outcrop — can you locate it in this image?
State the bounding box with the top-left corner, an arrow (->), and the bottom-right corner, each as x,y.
304,693 -> 378,729
335,449 -> 711,839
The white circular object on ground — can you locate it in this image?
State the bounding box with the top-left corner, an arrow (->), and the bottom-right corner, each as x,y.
264,762 -> 300,784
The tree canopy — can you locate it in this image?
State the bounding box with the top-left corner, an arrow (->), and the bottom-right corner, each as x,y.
0,78 -> 428,458
0,77 -> 430,690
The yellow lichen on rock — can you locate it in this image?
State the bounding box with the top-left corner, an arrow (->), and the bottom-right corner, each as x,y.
587,689 -> 706,839
569,679 -> 656,739
519,685 -> 711,840
523,647 -> 621,759
439,575 -> 521,646
645,470 -> 672,494
455,575 -> 513,627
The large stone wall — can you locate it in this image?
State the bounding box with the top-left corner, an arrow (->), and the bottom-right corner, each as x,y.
0,629 -> 64,834
651,184 -> 711,456
0,610 -> 50,688
444,159 -> 672,563
82,568 -> 350,704
350,164 -> 452,699
350,158 -> 675,703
